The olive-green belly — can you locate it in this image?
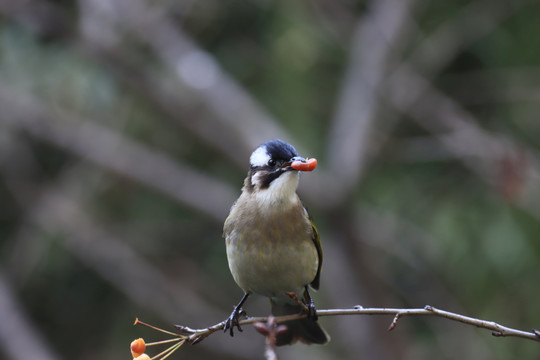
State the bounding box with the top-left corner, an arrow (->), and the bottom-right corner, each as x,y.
225,209 -> 318,298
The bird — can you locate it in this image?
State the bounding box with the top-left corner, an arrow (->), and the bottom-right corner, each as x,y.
223,139 -> 329,346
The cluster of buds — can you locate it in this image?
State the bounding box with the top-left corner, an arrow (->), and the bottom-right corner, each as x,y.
130,318 -> 186,359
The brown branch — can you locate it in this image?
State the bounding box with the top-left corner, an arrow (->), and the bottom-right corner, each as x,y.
253,316 -> 283,360
174,305 -> 540,344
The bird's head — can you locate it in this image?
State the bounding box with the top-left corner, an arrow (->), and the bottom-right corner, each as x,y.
243,139 -> 317,206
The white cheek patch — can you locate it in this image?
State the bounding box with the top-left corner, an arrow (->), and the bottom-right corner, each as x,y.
250,146 -> 270,167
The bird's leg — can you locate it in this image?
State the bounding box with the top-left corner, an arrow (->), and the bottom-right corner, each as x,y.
224,293 -> 250,336
303,286 -> 318,320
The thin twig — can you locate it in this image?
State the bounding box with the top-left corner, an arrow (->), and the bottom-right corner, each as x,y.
174,305 -> 540,344
253,316 -> 282,360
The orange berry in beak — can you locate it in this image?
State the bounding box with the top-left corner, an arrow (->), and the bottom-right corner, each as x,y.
291,158 -> 317,172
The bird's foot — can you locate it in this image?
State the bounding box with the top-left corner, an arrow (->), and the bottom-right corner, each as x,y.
224,293 -> 250,337
306,297 -> 318,320
304,287 -> 318,321
223,306 -> 246,337
286,290 -> 318,320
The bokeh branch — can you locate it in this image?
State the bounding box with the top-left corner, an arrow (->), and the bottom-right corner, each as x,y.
0,86 -> 236,221
80,0 -> 291,156
326,0 -> 416,204
0,271 -> 59,360
1,163 -> 258,359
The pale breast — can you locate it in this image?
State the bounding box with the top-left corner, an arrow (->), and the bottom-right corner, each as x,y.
224,200 -> 318,298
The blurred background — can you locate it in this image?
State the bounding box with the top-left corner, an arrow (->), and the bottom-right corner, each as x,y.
1,0 -> 540,359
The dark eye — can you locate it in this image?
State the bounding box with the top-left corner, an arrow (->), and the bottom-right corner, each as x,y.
268,159 -> 276,167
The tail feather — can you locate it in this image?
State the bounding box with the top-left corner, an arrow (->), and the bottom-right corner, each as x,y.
270,300 -> 330,346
